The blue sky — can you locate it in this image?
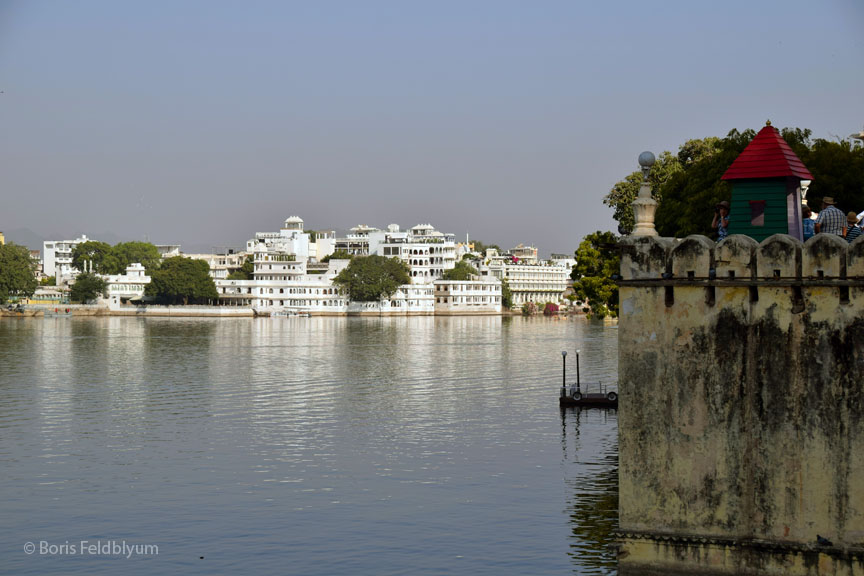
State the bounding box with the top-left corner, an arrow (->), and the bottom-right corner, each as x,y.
1,0 -> 862,254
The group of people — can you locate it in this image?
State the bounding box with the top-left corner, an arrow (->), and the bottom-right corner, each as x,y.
802,197 -> 862,243
711,197 -> 863,243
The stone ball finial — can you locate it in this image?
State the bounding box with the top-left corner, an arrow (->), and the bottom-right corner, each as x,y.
638,151 -> 655,168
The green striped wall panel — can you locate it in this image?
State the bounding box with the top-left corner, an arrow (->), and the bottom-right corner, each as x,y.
727,181 -> 789,242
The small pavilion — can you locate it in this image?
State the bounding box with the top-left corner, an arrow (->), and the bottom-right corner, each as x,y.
721,121 -> 814,242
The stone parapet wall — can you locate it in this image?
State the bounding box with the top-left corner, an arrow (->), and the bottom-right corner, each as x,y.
617,233 -> 864,575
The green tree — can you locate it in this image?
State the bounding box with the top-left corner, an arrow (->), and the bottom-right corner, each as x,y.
321,249 -> 353,263
145,257 -> 218,305
333,255 -> 410,302
654,130 -> 752,238
70,272 -> 106,303
471,240 -> 501,254
441,260 -> 478,281
71,240 -> 112,273
501,278 -> 513,309
226,256 -> 254,280
0,243 -> 37,303
40,276 -> 56,286
104,241 -> 161,274
795,136 -> 864,209
571,231 -> 620,318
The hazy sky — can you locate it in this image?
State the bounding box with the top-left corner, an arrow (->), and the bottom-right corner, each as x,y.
1,0 -> 862,255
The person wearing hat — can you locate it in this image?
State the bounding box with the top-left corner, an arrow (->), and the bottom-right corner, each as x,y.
712,200 -> 730,241
815,197 -> 846,237
846,212 -> 862,243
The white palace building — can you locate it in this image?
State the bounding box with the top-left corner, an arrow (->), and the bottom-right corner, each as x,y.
215,216 -> 498,316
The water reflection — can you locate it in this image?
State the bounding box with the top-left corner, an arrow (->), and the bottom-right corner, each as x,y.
0,316 -> 620,576
561,407 -> 619,574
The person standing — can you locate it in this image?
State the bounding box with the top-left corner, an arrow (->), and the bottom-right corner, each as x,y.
802,205 -> 815,241
846,212 -> 863,243
712,201 -> 730,241
815,197 -> 846,236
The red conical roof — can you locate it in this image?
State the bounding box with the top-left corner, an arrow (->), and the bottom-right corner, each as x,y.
722,123 -> 813,181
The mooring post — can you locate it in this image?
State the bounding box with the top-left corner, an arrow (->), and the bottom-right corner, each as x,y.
576,349 -> 581,394
561,350 -> 567,397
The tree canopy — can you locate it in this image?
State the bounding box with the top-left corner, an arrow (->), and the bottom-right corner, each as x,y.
471,240 -> 501,254
226,256 -> 254,280
441,260 -> 478,281
103,241 -> 161,274
321,249 -> 353,263
70,272 -> 106,304
500,278 -> 513,309
145,257 -> 218,305
71,240 -> 113,273
605,127 -> 864,238
333,255 -> 410,302
571,231 -> 620,318
72,240 -> 162,275
0,243 -> 37,304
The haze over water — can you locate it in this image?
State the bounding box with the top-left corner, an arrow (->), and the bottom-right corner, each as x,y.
0,316 -> 618,575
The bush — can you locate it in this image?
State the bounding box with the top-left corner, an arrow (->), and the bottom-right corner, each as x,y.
543,302 -> 559,315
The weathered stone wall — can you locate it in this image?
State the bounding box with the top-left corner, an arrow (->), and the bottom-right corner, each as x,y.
617,233 -> 864,575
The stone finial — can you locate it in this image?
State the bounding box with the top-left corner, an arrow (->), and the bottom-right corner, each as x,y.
631,151 -> 658,237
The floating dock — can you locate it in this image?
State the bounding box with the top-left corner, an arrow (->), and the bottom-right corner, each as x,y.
557,349 -> 618,408
559,387 -> 618,408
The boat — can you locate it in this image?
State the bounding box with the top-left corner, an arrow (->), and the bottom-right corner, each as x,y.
271,310 -> 310,318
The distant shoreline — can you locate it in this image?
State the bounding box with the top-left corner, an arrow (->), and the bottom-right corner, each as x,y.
2,306 -> 591,319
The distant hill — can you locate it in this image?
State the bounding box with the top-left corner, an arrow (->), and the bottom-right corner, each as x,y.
3,228 -> 45,250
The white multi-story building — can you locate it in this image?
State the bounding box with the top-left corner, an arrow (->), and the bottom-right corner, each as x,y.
478,249 -> 570,307
310,230 -> 336,262
103,263 -> 151,306
509,244 -> 538,263
184,252 -> 248,280
433,277 -> 502,315
246,216 -> 312,262
346,284 -> 434,316
362,223 -> 457,284
43,234 -> 91,284
550,253 -> 577,270
334,225 -> 380,256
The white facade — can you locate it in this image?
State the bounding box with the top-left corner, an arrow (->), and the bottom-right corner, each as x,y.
346,284 -> 434,316
184,252 -> 248,280
433,278 -> 502,315
216,259 -> 351,313
479,257 -> 570,307
43,234 -> 90,283
310,231 -> 336,262
103,263 -> 151,305
509,244 -> 538,263
246,216 -> 311,262
365,223 -> 457,284
334,224 -> 380,256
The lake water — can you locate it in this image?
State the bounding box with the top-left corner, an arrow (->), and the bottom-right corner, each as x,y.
0,316 -> 619,575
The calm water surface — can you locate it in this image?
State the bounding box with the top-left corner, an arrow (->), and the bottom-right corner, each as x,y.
0,316 -> 618,575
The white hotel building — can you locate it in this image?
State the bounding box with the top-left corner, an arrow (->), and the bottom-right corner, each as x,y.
478,248 -> 572,307
338,223 -> 458,284
104,263 -> 151,307
216,216 -> 439,315
43,234 -> 91,284
433,277 -> 502,315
